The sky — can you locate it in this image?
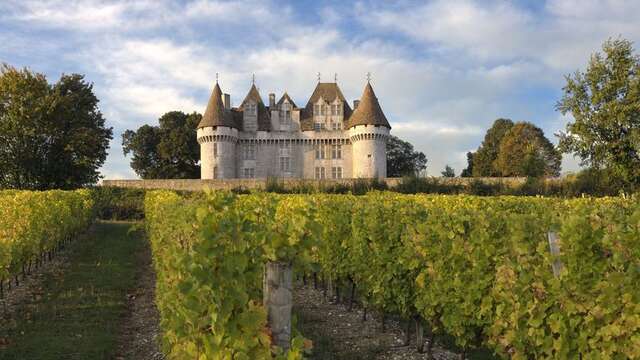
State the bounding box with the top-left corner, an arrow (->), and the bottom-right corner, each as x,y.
1,0 -> 639,178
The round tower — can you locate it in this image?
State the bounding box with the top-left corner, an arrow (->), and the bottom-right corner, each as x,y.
197,82 -> 238,179
347,82 -> 391,179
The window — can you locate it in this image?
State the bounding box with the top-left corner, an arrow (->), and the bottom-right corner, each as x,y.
331,167 -> 342,179
279,157 -> 290,172
213,166 -> 218,179
213,143 -> 218,158
315,167 -> 325,179
331,104 -> 338,116
279,142 -> 290,156
279,108 -> 292,125
246,103 -> 257,115
331,144 -> 342,159
315,144 -> 326,159
321,105 -> 327,116
314,104 -> 320,115
332,121 -> 342,130
243,168 -> 255,178
243,143 -> 256,160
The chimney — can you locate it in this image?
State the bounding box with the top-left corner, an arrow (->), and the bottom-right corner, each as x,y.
223,93 -> 231,110
269,93 -> 275,108
353,100 -> 360,110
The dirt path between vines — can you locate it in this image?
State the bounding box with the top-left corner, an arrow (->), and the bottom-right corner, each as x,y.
115,230 -> 164,360
293,284 -> 459,360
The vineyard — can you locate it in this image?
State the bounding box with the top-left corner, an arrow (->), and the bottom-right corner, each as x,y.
145,191 -> 640,359
0,190 -> 94,295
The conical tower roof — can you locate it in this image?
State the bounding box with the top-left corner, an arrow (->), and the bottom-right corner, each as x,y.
198,82 -> 237,129
347,82 -> 390,129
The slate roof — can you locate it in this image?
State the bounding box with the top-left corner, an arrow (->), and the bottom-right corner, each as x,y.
198,83 -> 238,129
347,82 -> 391,129
239,84 -> 271,131
300,82 -> 353,131
277,92 -> 297,108
199,79 -> 390,132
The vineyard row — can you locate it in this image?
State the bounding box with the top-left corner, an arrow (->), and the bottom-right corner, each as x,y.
145,191 -> 640,359
0,190 -> 94,295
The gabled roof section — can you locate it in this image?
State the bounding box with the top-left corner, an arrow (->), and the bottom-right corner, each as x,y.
277,92 -> 297,108
240,84 -> 264,107
239,84 -> 271,131
347,82 -> 391,129
305,82 -> 348,107
198,83 -> 238,129
300,82 -> 353,129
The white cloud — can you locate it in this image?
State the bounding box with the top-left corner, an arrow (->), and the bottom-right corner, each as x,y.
5,0 -> 634,178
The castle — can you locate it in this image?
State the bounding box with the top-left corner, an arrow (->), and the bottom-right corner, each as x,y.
197,77 -> 391,179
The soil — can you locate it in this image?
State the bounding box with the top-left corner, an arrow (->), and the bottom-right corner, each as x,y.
115,232 -> 164,360
293,283 -> 459,360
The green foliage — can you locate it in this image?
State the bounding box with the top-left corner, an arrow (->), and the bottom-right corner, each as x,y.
386,135 -> 428,177
441,165 -> 455,177
122,111 -> 201,179
471,119 -> 514,177
145,191 -> 308,359
146,191 -> 640,358
0,64 -> 112,189
0,190 -> 94,281
494,122 -> 561,177
460,152 -> 474,177
90,186 -> 146,220
557,38 -> 640,184
467,119 -> 561,178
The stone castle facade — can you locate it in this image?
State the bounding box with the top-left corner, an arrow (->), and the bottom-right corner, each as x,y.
197,78 -> 391,179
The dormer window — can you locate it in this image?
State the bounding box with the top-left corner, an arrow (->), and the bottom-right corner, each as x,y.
246,103 -> 257,116
321,104 -> 327,116
314,104 -> 320,116
331,104 -> 339,116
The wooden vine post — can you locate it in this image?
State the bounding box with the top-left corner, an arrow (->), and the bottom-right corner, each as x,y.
264,261 -> 293,352
547,232 -> 563,277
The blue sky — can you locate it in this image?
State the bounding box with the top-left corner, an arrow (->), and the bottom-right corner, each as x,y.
1,0 -> 639,178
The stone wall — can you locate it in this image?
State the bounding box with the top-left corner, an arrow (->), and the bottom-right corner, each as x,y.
101,177 -> 528,192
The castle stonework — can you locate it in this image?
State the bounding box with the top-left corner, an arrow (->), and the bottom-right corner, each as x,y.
197,79 -> 391,180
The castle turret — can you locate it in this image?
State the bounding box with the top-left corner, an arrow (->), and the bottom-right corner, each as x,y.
347,82 -> 391,178
197,82 -> 238,179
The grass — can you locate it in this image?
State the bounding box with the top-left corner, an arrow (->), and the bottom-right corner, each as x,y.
0,221 -> 143,360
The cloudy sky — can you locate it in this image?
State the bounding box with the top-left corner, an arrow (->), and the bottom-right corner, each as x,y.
1,0 -> 638,178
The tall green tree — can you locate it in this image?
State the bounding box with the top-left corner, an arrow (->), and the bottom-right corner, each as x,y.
460,152 -> 474,177
471,118 -> 514,176
386,135 -> 428,177
557,38 -> 640,183
441,165 -> 455,177
0,64 -> 112,189
122,111 -> 201,179
494,122 -> 561,177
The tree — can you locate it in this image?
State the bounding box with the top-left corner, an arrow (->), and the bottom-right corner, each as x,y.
494,122 -> 561,177
472,118 -> 514,177
122,111 -> 201,179
460,152 -> 474,177
0,64 -> 112,189
386,135 -> 428,177
441,165 -> 455,177
557,38 -> 640,183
